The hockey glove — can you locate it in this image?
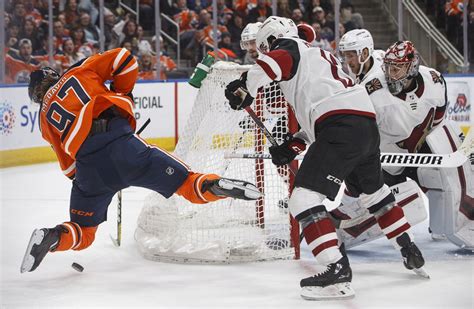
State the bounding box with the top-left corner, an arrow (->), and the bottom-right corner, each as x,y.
225,72 -> 254,110
269,134 -> 306,166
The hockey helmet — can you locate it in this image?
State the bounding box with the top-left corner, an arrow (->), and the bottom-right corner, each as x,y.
383,41 -> 420,95
256,16 -> 298,53
28,67 -> 60,104
240,22 -> 262,50
339,29 -> 374,75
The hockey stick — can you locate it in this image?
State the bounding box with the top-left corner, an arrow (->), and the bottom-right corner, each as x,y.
226,127 -> 474,168
110,118 -> 151,247
224,149 -> 471,168
244,106 -> 299,176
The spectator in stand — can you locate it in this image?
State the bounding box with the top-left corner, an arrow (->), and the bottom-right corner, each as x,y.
445,0 -> 464,50
196,9 -> 228,47
24,0 -> 44,26
234,0 -> 258,16
277,0 -> 293,18
103,8 -> 118,49
71,27 -> 91,53
137,26 -> 154,56
63,0 -> 81,27
305,0 -> 333,23
20,18 -> 41,52
113,15 -> 139,47
340,2 -> 362,32
292,8 -> 305,25
78,0 -> 99,25
59,37 -> 86,71
11,2 -> 27,26
121,38 -> 138,55
173,0 -> 200,57
218,32 -> 238,61
311,21 -> 332,52
138,50 -> 156,80
312,6 -> 334,33
6,22 -> 21,49
140,0 -> 155,30
227,13 -> 246,54
54,20 -> 70,51
206,0 -> 233,25
248,0 -> 272,23
5,38 -> 41,83
79,12 -> 100,44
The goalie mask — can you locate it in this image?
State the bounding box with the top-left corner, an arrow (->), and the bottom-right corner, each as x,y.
383,41 -> 420,95
28,67 -> 60,104
256,16 -> 297,54
339,29 -> 374,76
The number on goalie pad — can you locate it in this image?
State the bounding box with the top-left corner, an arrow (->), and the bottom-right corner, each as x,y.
418,122 -> 474,249
336,180 -> 428,249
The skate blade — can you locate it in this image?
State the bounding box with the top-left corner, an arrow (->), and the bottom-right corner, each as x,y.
218,179 -> 264,200
300,282 -> 355,301
109,234 -> 121,247
20,229 -> 44,273
412,267 -> 430,279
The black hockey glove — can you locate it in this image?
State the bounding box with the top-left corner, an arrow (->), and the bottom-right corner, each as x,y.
225,72 -> 254,110
269,134 -> 306,166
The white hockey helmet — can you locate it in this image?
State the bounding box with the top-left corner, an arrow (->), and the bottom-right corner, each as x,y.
240,22 -> 262,50
256,16 -> 298,53
339,29 -> 374,75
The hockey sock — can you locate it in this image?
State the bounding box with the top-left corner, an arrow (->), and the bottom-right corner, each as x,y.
303,217 -> 342,265
176,172 -> 225,204
375,205 -> 412,248
54,222 -> 98,251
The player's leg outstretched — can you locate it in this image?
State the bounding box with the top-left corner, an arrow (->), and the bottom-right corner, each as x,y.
289,187 -> 355,300
21,222 -> 97,273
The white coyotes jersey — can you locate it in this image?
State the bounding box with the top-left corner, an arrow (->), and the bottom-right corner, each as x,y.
247,37 -> 375,143
360,64 -> 447,172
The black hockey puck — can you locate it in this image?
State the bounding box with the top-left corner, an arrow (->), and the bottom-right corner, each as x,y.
71,262 -> 84,272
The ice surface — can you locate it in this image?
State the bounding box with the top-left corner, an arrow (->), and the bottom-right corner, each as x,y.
1,163 -> 473,308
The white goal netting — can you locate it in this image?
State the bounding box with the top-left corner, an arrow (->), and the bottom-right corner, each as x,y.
135,62 -> 299,263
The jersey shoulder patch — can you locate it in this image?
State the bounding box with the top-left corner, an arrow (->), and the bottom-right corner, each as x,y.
429,70 -> 442,84
365,78 -> 383,95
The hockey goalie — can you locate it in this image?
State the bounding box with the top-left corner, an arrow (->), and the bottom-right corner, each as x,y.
337,32 -> 474,250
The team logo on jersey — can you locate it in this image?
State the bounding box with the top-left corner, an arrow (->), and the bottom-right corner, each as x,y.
0,102 -> 16,135
429,70 -> 441,84
166,167 -> 175,175
365,78 -> 382,95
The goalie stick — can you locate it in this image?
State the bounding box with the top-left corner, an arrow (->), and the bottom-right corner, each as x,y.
224,127 -> 474,169
110,118 -> 151,247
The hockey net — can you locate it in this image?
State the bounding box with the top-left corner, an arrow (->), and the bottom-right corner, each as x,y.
135,61 -> 300,263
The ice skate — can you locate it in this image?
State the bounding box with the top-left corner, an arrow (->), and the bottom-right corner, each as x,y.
397,233 -> 430,279
300,255 -> 355,300
202,177 -> 263,201
20,226 -> 64,273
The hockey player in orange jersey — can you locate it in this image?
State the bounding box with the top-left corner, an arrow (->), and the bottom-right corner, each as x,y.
21,48 -> 262,273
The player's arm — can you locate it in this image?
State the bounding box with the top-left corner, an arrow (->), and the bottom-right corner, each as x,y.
225,38 -> 300,110
83,48 -> 139,94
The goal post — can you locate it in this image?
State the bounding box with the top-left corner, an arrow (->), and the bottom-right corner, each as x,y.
135,61 -> 300,263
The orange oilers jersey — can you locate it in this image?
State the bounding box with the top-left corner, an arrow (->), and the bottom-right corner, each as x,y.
39,48 -> 138,178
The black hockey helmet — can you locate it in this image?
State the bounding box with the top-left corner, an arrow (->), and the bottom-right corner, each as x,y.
28,67 -> 60,104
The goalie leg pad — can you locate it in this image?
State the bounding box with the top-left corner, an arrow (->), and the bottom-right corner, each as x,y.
421,122 -> 474,248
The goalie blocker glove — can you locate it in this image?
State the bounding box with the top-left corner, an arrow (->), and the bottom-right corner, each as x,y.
269,134 -> 306,166
225,72 -> 255,110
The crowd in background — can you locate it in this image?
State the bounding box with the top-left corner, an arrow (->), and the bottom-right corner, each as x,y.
3,0 -> 473,84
